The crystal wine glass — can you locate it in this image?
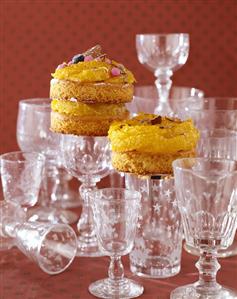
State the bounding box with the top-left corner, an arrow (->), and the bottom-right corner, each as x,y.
89,188 -> 143,299
60,135 -> 111,257
0,200 -> 77,274
136,34 -> 189,115
172,158 -> 237,299
17,98 -> 79,223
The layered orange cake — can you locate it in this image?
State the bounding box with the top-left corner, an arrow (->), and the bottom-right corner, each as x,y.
50,45 -> 136,136
108,113 -> 200,175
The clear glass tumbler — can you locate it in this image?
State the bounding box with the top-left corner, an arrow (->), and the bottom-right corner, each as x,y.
0,151 -> 45,209
125,173 -> 183,278
0,200 -> 77,275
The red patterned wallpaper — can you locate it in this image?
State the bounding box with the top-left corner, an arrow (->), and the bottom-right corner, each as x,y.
1,0 -> 237,153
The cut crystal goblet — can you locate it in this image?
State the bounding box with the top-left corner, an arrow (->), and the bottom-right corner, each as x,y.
172,158 -> 237,299
179,98 -> 237,258
136,34 -> 189,115
89,188 -> 143,299
60,135 -> 111,257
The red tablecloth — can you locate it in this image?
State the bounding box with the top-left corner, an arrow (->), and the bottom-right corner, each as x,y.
1,238 -> 237,299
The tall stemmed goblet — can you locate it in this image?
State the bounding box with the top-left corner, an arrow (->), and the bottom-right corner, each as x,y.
0,200 -> 77,275
17,98 -> 78,223
136,34 -> 189,115
60,135 -> 111,256
172,158 -> 237,299
178,98 -> 237,257
89,188 -> 143,299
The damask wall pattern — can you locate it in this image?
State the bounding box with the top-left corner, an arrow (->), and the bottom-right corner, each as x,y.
0,0 -> 237,153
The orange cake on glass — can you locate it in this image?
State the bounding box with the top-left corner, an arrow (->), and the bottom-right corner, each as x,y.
50,45 -> 136,136
108,113 -> 200,175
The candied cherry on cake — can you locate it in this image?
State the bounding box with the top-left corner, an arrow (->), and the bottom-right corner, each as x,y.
72,54 -> 85,63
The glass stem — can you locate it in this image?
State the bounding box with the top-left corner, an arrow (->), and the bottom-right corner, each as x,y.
195,248 -> 221,293
54,167 -> 72,201
108,256 -> 124,283
40,161 -> 58,208
77,179 -> 97,241
154,69 -> 173,115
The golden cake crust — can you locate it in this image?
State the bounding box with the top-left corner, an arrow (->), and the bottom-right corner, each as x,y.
51,111 -> 129,136
50,79 -> 134,103
112,150 -> 196,175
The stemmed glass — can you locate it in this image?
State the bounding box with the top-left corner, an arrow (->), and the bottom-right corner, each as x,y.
172,158 -> 237,299
60,135 -> 111,256
17,98 -> 78,223
0,200 -> 77,275
136,34 -> 189,115
178,98 -> 237,257
89,188 -> 143,299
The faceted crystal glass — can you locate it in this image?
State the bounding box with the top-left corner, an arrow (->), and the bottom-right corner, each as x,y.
171,158 -> 237,299
61,135 -> 111,257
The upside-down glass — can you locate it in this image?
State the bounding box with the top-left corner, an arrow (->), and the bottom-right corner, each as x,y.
172,158 -> 237,299
60,135 -> 110,256
179,98 -> 237,258
0,201 -> 77,274
89,188 -> 143,299
125,173 -> 183,278
17,98 -> 79,224
127,85 -> 204,115
136,34 -> 189,115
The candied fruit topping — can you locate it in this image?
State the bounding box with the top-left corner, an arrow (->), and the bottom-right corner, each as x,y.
52,45 -> 136,84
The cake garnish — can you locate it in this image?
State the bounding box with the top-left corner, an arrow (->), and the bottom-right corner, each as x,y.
111,67 -> 121,76
151,116 -> 162,125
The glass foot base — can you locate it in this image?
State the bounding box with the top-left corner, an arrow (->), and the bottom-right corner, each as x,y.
53,190 -> 81,209
89,278 -> 144,299
27,207 -> 78,224
184,242 -> 237,258
76,238 -> 104,257
130,263 -> 180,278
170,284 -> 237,299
